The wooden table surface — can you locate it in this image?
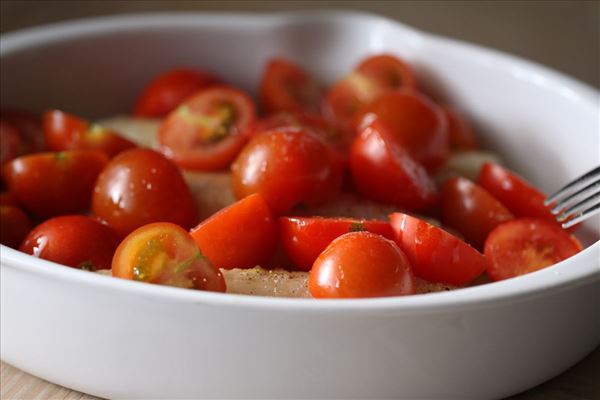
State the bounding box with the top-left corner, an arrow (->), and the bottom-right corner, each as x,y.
1,1 -> 598,399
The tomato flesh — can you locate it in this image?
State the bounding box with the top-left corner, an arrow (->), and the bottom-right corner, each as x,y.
190,194 -> 277,269
484,218 -> 582,281
0,205 -> 31,249
356,54 -> 416,91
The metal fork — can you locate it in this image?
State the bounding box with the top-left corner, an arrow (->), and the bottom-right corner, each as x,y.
545,166 -> 600,229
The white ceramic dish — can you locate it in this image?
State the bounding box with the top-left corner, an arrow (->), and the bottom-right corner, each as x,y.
1,11 -> 599,399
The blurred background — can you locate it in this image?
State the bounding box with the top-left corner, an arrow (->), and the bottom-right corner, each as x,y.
1,0 -> 598,88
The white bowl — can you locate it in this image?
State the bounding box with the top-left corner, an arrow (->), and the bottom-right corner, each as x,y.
1,11 -> 599,399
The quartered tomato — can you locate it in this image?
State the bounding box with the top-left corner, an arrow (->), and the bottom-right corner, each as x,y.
20,215 -> 119,270
0,108 -> 45,154
133,68 -> 221,117
440,177 -> 514,250
92,149 -> 198,239
442,106 -> 478,150
259,59 -> 322,114
0,120 -> 22,165
43,110 -> 136,157
190,193 -> 277,269
159,86 -> 256,170
350,117 -> 437,212
0,205 -> 31,248
279,216 -> 394,272
391,212 -> 489,285
309,231 -> 415,298
484,218 -> 582,281
2,150 -> 108,217
355,54 -> 416,91
112,222 -> 225,292
231,127 -> 342,214
356,89 -> 448,172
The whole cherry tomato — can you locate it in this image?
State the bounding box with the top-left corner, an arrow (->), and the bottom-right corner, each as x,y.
309,231 -> 415,298
0,205 -> 31,248
355,54 -> 416,91
20,215 -> 119,270
484,218 -> 582,281
0,108 -> 45,154
231,127 -> 342,214
259,58 -> 322,114
2,150 -> 108,217
350,117 -> 437,212
391,212 -> 489,285
279,216 -> 394,272
112,222 -> 225,292
92,149 -> 198,238
190,194 -> 277,269
442,106 -> 478,150
133,68 -> 221,117
43,110 -> 136,157
159,86 -> 256,170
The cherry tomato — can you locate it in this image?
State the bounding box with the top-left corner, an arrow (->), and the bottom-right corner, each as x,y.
355,54 -> 416,91
259,59 -> 322,114
0,192 -> 18,206
309,231 -> 415,298
484,218 -> 582,281
92,149 -> 198,239
112,222 -> 225,292
0,205 -> 31,248
159,86 -> 256,170
133,68 -> 221,117
478,163 -> 565,229
43,110 -> 136,157
190,193 -> 277,269
279,216 -> 394,272
231,127 -> 342,214
1,120 -> 22,165
20,215 -> 119,270
0,108 -> 45,153
391,212 -> 489,285
442,106 -> 478,150
349,117 -> 437,212
440,177 -> 514,250
356,89 -> 448,172
2,150 -> 108,217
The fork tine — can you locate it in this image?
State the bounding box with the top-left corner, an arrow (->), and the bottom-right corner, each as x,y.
561,203 -> 600,229
550,178 -> 600,214
557,191 -> 600,221
545,166 -> 600,205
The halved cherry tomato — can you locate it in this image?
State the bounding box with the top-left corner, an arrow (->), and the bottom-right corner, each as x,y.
350,117 -> 437,212
309,231 -> 415,298
20,215 -> 118,270
440,177 -> 514,250
356,89 -> 448,172
259,59 -> 322,114
279,216 -> 394,272
442,106 -> 478,150
478,163 -> 565,229
356,54 -> 416,91
1,120 -> 22,165
391,212 -> 489,285
43,110 -> 136,157
0,205 -> 31,248
92,149 -> 198,239
484,218 -> 582,281
133,68 -> 221,117
112,222 -> 225,292
2,150 -> 108,217
231,127 -> 342,214
190,193 -> 277,269
0,108 -> 45,153
159,86 -> 256,170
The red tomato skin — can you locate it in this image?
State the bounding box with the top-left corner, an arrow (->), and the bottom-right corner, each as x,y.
356,89 -> 449,173
0,108 -> 45,153
440,177 -> 514,250
279,216 -> 395,272
92,149 -> 198,239
158,86 -> 256,171
43,110 -> 136,157
391,212 -> 489,286
19,215 -> 119,270
0,192 -> 18,206
2,150 -> 108,218
309,231 -> 415,298
484,218 -> 582,281
356,54 -> 417,90
442,106 -> 479,150
231,128 -> 343,215
0,205 -> 31,248
190,193 -> 277,269
259,59 -> 322,114
349,117 -> 437,212
133,68 -> 221,117
0,121 -> 22,165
